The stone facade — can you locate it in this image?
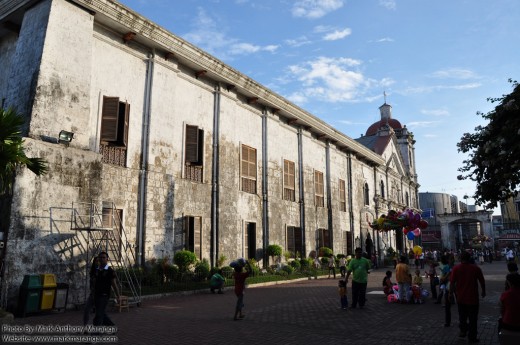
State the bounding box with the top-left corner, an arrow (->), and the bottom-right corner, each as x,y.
0,0 -> 419,309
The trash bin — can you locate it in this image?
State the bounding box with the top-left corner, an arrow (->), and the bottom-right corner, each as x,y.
40,274 -> 57,311
18,275 -> 42,317
54,283 -> 69,311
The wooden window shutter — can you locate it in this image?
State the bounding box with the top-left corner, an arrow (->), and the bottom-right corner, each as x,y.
123,102 -> 130,147
324,229 -> 330,248
194,217 -> 201,258
184,216 -> 190,250
185,125 -> 199,163
249,147 -> 257,179
101,96 -> 120,141
287,226 -> 294,252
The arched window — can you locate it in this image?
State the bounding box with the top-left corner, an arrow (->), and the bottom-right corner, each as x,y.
380,180 -> 385,198
363,182 -> 370,206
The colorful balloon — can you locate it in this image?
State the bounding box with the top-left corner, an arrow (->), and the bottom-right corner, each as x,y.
413,228 -> 421,236
407,231 -> 415,240
419,220 -> 428,229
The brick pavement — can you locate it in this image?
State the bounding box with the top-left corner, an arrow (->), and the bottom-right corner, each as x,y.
3,261 -> 509,345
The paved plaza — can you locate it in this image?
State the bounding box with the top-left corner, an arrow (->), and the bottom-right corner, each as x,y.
3,260 -> 510,345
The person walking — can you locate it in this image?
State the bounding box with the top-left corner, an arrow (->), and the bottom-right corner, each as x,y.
395,255 -> 412,303
92,252 -> 120,327
83,256 -> 99,326
328,254 -> 336,279
426,260 -> 439,301
449,251 -> 486,343
233,260 -> 251,321
338,255 -> 347,278
499,273 -> 520,333
346,247 -> 371,309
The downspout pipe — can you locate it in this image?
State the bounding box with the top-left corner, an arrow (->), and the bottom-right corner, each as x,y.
373,166 -> 381,265
137,53 -> 154,267
347,153 -> 354,253
297,127 -> 306,256
325,141 -> 333,247
262,108 -> 269,266
211,84 -> 221,268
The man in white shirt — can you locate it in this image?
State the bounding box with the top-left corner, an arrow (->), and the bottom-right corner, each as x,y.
506,248 -> 515,262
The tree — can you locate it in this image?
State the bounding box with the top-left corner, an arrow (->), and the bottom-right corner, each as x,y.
457,79 -> 520,208
0,107 -> 47,195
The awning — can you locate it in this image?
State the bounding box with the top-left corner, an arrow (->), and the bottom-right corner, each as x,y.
421,234 -> 441,242
498,233 -> 520,240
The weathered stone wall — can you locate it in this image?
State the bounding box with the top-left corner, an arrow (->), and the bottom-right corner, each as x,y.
5,139 -> 103,309
0,32 -> 17,102
1,0 -> 419,310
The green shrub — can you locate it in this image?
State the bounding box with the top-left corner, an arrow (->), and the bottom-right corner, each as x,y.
266,244 -> 283,262
282,265 -> 294,275
194,258 -> 211,281
283,250 -> 294,261
299,258 -> 312,268
319,247 -> 333,257
217,254 -> 227,268
289,260 -> 301,270
320,257 -> 329,265
174,250 -> 197,272
221,266 -> 234,278
247,258 -> 260,276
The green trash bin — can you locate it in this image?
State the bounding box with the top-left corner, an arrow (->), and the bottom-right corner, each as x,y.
18,275 -> 42,317
40,274 -> 57,311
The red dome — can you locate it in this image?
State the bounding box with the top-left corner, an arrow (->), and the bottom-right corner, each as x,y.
365,118 -> 403,136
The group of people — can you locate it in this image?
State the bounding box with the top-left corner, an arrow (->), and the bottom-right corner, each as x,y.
385,248 -> 520,343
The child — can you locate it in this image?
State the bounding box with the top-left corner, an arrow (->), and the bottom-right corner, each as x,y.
413,269 -> 423,287
232,259 -> 251,320
338,279 -> 348,309
383,270 -> 394,296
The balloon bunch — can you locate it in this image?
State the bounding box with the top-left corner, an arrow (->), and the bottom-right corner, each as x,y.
369,209 -> 428,239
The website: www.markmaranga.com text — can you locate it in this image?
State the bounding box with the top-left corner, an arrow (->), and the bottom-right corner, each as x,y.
2,324 -> 118,343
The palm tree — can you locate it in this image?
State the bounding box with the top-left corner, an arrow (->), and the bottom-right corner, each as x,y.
0,107 -> 47,195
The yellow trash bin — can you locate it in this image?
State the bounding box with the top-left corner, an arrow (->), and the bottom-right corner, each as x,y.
40,274 -> 57,311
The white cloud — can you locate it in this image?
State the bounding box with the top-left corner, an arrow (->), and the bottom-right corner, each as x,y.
287,92 -> 308,104
423,134 -> 438,138
375,37 -> 394,42
379,0 -> 396,10
401,83 -> 481,94
431,68 -> 479,80
338,119 -> 368,125
287,56 -> 368,102
292,0 -> 344,19
421,109 -> 450,117
183,8 -> 279,58
183,8 -> 235,56
314,25 -> 333,33
228,43 -> 279,55
407,121 -> 440,128
285,36 -> 312,47
323,28 -> 352,41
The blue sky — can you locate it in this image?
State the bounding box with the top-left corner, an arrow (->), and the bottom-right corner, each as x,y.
120,0 -> 519,213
